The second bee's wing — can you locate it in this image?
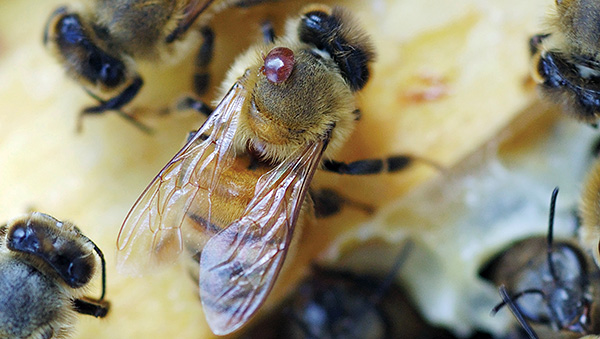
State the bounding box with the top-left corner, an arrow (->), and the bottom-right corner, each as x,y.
166,0 -> 215,43
199,133 -> 330,335
116,81 -> 248,274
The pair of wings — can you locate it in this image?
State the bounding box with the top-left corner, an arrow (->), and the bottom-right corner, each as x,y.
116,79 -> 329,335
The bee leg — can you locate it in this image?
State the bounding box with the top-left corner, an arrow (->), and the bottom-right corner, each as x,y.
311,188 -> 373,218
77,78 -> 154,134
73,298 -> 110,318
261,20 -> 276,43
194,26 -> 214,96
235,0 -> 279,8
322,155 -> 444,175
82,77 -> 144,114
177,96 -> 214,117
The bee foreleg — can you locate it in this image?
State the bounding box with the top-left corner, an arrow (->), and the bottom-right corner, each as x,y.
81,77 -> 143,114
311,188 -> 373,218
72,298 -> 110,318
177,96 -> 214,117
194,27 -> 215,95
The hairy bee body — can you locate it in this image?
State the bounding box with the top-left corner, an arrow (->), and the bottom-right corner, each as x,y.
117,4 -> 375,335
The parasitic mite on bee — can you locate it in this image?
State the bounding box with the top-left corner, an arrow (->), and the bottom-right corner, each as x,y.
43,0 -> 275,130
0,212 -> 109,339
529,0 -> 600,124
483,188 -> 596,336
116,4 -> 424,335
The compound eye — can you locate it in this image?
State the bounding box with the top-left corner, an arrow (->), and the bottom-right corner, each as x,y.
263,47 -> 294,84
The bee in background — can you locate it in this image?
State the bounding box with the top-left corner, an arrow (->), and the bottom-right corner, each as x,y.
0,212 -> 109,339
239,242 -> 475,339
117,4 -> 425,335
43,0 -> 275,131
482,188 -> 596,336
529,0 -> 600,124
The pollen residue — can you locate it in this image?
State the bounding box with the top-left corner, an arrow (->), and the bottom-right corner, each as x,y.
399,72 -> 450,104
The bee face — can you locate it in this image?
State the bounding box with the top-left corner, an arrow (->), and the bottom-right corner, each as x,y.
483,189 -> 595,334
0,213 -> 109,338
530,0 -> 600,122
117,5 -> 374,335
44,6 -> 133,93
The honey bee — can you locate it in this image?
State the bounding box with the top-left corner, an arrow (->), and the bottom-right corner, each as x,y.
43,0 -> 273,129
529,0 -> 600,123
0,212 -> 109,339
116,4 -> 421,335
482,188 -> 596,335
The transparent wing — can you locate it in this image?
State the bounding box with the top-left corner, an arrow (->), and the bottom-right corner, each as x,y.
199,134 -> 330,335
116,81 -> 248,274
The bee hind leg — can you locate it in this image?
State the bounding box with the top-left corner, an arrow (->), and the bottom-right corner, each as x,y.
311,188 -> 374,218
322,155 -> 444,175
73,298 -> 110,318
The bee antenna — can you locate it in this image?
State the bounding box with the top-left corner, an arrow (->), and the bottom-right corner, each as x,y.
495,285 -> 539,339
491,288 -> 544,315
90,240 -> 107,301
371,240 -> 413,303
547,187 -> 559,281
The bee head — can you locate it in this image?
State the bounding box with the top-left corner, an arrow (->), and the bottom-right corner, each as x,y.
7,213 -> 96,289
44,7 -> 131,92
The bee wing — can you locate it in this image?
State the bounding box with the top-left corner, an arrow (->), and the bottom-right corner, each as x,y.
116,81 -> 248,274
199,134 -> 330,335
166,0 -> 215,43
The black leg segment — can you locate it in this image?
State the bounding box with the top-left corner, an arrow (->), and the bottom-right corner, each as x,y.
311,188 -> 373,218
194,26 -> 215,95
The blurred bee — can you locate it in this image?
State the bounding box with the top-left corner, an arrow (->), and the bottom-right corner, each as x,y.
43,0 -> 274,129
529,0 -> 600,123
581,157 -> 600,269
0,212 -> 109,339
482,188 -> 597,336
116,4 -> 422,335
239,242 -> 475,339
